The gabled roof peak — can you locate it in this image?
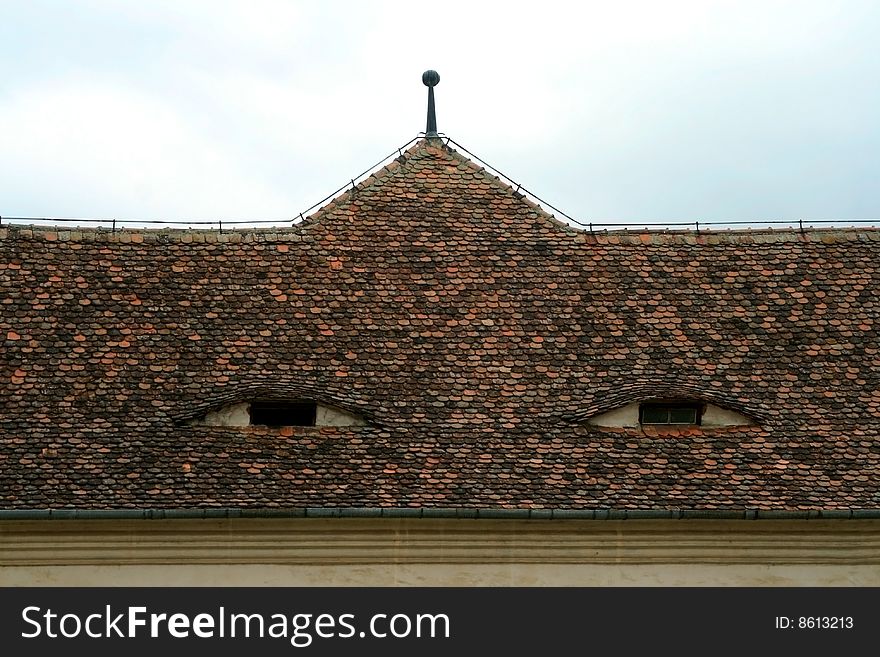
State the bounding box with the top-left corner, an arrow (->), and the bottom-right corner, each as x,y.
297,135 -> 574,239
300,70 -> 560,234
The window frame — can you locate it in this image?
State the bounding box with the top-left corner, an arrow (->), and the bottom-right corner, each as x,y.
638,401 -> 704,426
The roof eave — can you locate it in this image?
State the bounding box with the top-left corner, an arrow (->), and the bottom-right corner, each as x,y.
2,508 -> 880,521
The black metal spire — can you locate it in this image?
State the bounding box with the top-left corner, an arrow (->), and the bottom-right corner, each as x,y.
422,70 -> 440,137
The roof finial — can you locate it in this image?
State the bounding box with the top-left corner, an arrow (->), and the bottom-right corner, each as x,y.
422,70 -> 440,137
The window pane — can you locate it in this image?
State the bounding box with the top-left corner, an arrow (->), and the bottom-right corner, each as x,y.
668,408 -> 697,424
641,407 -> 669,424
640,403 -> 700,425
250,401 -> 317,427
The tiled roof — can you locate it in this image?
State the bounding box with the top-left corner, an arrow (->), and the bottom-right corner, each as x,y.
2,139 -> 880,510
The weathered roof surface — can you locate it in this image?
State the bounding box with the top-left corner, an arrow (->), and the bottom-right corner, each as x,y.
2,139 -> 880,510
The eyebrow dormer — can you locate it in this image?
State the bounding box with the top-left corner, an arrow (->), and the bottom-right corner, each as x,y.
587,399 -> 755,428
567,382 -> 764,430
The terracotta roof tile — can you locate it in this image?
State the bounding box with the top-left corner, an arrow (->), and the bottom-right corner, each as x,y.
2,139 -> 880,510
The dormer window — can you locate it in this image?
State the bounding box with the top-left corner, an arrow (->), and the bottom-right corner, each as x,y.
194,399 -> 366,428
639,402 -> 702,426
585,397 -> 757,429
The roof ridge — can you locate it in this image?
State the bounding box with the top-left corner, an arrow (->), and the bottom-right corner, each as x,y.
296,138 -> 429,228
438,141 -> 581,234
3,223 -> 880,246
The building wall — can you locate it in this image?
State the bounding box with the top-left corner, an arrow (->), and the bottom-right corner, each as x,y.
2,518 -> 879,586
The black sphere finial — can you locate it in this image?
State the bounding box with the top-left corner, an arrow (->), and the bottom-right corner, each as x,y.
422,70 -> 440,136
422,70 -> 440,87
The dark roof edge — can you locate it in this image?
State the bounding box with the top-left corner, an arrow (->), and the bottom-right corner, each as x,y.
4,222 -> 880,242
2,508 -> 880,521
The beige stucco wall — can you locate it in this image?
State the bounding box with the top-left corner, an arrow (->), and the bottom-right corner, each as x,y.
2,518 -> 878,586
201,402 -> 250,426
4,563 -> 878,587
315,405 -> 366,427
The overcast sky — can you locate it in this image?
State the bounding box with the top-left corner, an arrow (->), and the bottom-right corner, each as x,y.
1,0 -> 878,229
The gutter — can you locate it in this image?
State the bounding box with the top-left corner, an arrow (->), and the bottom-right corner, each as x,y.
2,508 -> 880,520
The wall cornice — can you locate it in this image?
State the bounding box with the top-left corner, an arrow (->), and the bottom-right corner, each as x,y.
2,518 -> 880,566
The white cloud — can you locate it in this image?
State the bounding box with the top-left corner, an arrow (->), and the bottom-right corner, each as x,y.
0,76 -> 294,220
1,0 -> 878,222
